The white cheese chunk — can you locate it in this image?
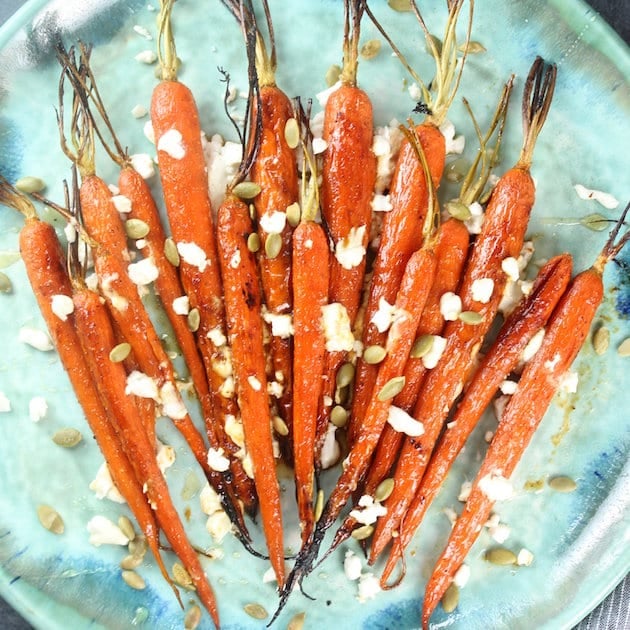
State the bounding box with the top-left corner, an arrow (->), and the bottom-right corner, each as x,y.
344,550 -> 362,581
224,414 -> 245,448
157,129 -> 186,160
0,392 -> 11,413
262,312 -> 294,339
206,511 -> 232,543
51,294 -> 74,321
143,120 -> 155,144
159,382 -> 187,420
558,370 -> 579,393
517,548 -> 534,566
488,522 -> 511,543
453,564 -> 471,588
370,297 -> 396,333
259,210 -> 287,234
500,379 -> 518,395
129,153 -> 155,179
207,447 -> 230,472
177,242 -> 209,272
89,462 -> 126,503
422,335 -> 447,369
247,375 -> 262,391
501,257 -> 520,282
172,295 -> 190,315
156,441 -> 176,474
207,326 -> 227,347
312,137 -> 328,154
131,104 -> 147,119
320,423 -> 340,469
471,278 -> 495,304
321,303 -> 354,352
371,194 -> 393,212
200,483 -> 223,515
28,396 -> 48,422
111,194 -> 132,214
125,371 -> 159,401
335,225 -> 367,270
19,326 -> 54,351
440,119 -> 465,155
127,257 -> 159,286
135,50 -> 157,64
440,292 -> 462,321
349,495 -> 387,525
478,470 -> 514,502
522,328 -> 545,362
357,573 -> 381,603
464,201 -> 485,235
574,184 -> 619,209
87,515 -> 129,547
387,406 -> 425,437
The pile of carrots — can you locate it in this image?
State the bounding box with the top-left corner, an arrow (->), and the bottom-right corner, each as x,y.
1,0 -> 628,628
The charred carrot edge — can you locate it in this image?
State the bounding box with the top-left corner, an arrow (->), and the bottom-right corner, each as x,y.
315,0 -> 377,464
421,204 -> 629,628
381,252 -> 572,587
217,193 -> 286,587
369,57 -> 557,563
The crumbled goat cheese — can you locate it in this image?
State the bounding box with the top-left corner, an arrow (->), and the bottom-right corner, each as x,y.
136,239 -> 147,249
262,312 -> 294,339
574,184 -> 619,209
371,297 -> 397,333
321,303 -> 355,352
544,353 -> 561,372
267,381 -> 284,398
172,295 -> 190,315
200,483 -> 223,515
500,379 -> 518,395
312,137 -> 328,154
453,564 -> 471,588
478,470 -> 514,502
322,395 -> 333,407
206,511 -> 233,542
501,257 -> 520,282
89,462 -> 126,503
207,447 -> 230,472
108,184 -> 120,195
207,326 -> 227,347
229,249 -> 241,269
247,375 -> 262,391
51,294 -> 74,321
558,370 -> 579,393
522,328 -> 545,362
422,335 -> 447,369
241,451 -> 254,478
387,405 -> 425,437
464,201 -> 485,235
408,82 -> 423,101
484,513 -> 501,529
111,194 -> 132,214
128,257 -> 159,286
262,566 -> 277,584
129,153 -> 155,179
344,550 -> 363,581
219,376 -> 235,398
488,522 -> 511,543
484,430 -> 494,443
492,394 -> 510,422
157,128 -> 186,160
371,194 -> 393,212
440,119 -> 465,155
471,278 -> 495,304
357,573 -> 381,602
320,423 -> 340,469
517,548 -> 534,566
0,392 -> 11,413
135,50 -> 157,64
373,119 -> 404,193
64,222 -> 77,244
87,515 -> 129,547
143,120 -> 155,144
316,80 -> 341,107
259,211 -> 287,234
19,326 -> 54,351
133,24 -> 153,40
29,396 -> 48,422
458,480 -> 472,502
443,506 -> 458,526
335,225 -> 367,270
156,441 -> 176,474
498,279 -> 524,318
440,292 -> 462,321
177,242 -> 209,272
131,104 -> 147,119
125,371 -> 159,400
349,495 -> 387,525
225,414 -> 245,448
159,382 -> 187,420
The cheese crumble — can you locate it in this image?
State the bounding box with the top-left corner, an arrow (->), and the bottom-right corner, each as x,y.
321,303 -> 354,352
157,128 -> 186,160
387,405 -> 425,437
335,225 -> 367,270
29,396 -> 48,422
51,294 -> 74,321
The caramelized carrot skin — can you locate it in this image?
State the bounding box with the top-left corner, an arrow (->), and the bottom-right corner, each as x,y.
421,268 -> 602,629
217,194 -> 285,587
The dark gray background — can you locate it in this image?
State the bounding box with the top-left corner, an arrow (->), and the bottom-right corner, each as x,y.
0,0 -> 628,628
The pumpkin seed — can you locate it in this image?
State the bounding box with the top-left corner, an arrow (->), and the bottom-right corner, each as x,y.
330,405 -> 348,428
273,415 -> 289,437
120,554 -> 143,570
0,272 -> 12,293
187,307 -> 200,332
0,251 -> 21,268
445,158 -> 470,183
459,311 -> 484,325
164,237 -> 180,266
288,612 -> 306,630
286,202 -> 301,227
118,516 -> 136,542
184,605 -> 202,630
458,40 -> 487,54
410,334 -> 434,358
592,326 -> 610,355
284,118 -> 300,149
109,342 -> 131,363
441,583 -> 459,613
336,362 -> 355,388
446,200 -> 472,221
484,547 -> 517,565
52,428 -> 83,448
351,524 -> 374,541
15,176 -> 46,194
314,489 -> 324,522
387,0 -> 412,12
325,64 -> 342,86
425,34 -> 443,56
581,213 -> 609,232
374,478 -> 395,502
247,232 -> 261,253
617,338 -> 630,357
122,569 -> 146,590
363,344 -> 387,365
233,181 -> 261,200
548,475 -> 577,493
173,562 -> 195,589
37,504 -> 64,534
360,39 -> 382,60
128,535 -> 148,558
249,203 -> 256,220
124,218 -> 150,239
265,232 -> 282,259
377,376 -> 405,401
243,603 -> 268,620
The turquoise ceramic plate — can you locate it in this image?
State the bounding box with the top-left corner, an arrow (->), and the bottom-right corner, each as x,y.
0,1 -> 628,629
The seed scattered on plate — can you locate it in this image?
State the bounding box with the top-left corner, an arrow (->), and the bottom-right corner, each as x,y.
548,475 -> 577,493
120,554 -> 143,570
459,311 -> 484,325
0,272 -> 11,293
187,307 -> 200,332
273,415 -> 289,437
15,176 -> 46,194
36,504 -> 64,534
52,428 -> 83,448
314,489 -> 324,522
233,181 -> 261,200
445,200 -> 472,221
360,39 -> 382,60
164,237 -> 180,266
173,562 -> 195,590
288,612 -> 306,630
125,218 -> 150,239
351,524 -> 374,541
243,603 -> 268,620
247,232 -> 261,253
109,342 -> 131,363
330,405 -> 348,428
118,516 -> 136,542
484,547 -> 517,565
388,0 -> 413,12
411,334 -> 434,358
375,478 -> 395,502
184,605 -> 202,630
128,535 -> 148,558
265,232 -> 282,259
284,118 -> 300,149
122,569 -> 146,590
592,326 -> 609,355
336,362 -> 355,388
458,40 -> 487,54
377,376 -> 405,401
618,338 -> 630,357
286,202 -> 301,227
363,344 -> 387,365
325,64 -> 342,86
441,583 -> 459,613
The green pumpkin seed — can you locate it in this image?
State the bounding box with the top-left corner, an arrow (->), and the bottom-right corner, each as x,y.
363,344 -> 387,365
459,311 -> 484,325
330,405 -> 348,428
109,342 -> 131,363
288,612 -> 306,630
581,213 -> 609,232
425,33 -> 443,56
410,334 -> 434,358
314,489 -> 324,522
122,569 -> 146,590
125,218 -> 150,239
387,0 -> 412,12
325,64 -> 342,86
485,547 -> 517,565
118,516 -> 136,542
360,39 -> 382,60
233,181 -> 261,200
15,176 -> 46,194
128,535 -> 148,558
52,428 -> 83,448
592,326 -> 610,355
441,583 -> 459,613
618,338 -> 630,357
37,504 -> 64,534
243,603 -> 268,620
336,362 -> 355,388
377,376 -> 405,401
548,475 -> 577,493
458,41 -> 487,54
351,524 -> 374,541
0,272 -> 12,293
284,118 -> 300,149
265,232 -> 282,259
374,478 -> 395,502
164,237 -> 180,266
184,605 -> 202,630
247,232 -> 261,253
0,251 -> 21,269
173,562 -> 195,589
446,200 -> 472,221
273,415 -> 289,437
187,307 -> 200,332
445,158 -> 470,183
286,202 -> 301,227
120,554 -> 143,570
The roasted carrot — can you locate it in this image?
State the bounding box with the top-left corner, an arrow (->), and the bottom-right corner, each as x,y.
369,57 -> 557,563
421,205 -> 629,628
315,0 -> 376,458
381,252 -> 572,587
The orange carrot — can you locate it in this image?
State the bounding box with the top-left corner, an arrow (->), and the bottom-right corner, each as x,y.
381,252 -> 572,587
369,57 -> 557,563
421,206 -> 629,628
